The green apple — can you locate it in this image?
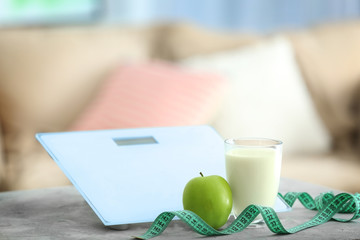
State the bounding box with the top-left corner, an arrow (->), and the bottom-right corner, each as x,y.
182,172 -> 232,229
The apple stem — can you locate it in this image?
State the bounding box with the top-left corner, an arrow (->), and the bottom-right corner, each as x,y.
200,172 -> 204,177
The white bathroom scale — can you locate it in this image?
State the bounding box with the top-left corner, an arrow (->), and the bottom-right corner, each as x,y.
36,125 -> 290,227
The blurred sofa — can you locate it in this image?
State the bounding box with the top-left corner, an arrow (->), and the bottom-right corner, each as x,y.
0,21 -> 360,193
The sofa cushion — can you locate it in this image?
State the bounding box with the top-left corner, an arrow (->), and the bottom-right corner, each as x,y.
288,21 -> 360,154
155,23 -> 258,60
0,26 -> 155,190
70,61 -> 227,130
181,36 -> 331,154
282,153 -> 360,193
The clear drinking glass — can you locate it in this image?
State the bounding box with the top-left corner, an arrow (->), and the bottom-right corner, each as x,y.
225,138 -> 282,222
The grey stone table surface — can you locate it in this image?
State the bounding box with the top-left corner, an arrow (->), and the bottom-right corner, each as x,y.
0,178 -> 359,240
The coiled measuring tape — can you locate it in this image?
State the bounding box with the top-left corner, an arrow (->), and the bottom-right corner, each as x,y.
133,192 -> 360,239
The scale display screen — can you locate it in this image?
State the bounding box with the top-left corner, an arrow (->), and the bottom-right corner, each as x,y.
113,136 -> 158,146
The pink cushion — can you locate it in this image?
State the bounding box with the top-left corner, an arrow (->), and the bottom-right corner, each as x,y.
70,61 -> 227,130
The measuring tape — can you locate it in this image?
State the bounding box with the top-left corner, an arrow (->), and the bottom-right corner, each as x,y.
133,192 -> 360,239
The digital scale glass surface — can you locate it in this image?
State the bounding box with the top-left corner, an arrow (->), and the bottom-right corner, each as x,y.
36,125 -> 290,227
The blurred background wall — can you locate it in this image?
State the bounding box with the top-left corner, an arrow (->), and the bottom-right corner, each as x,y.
1,0 -> 360,31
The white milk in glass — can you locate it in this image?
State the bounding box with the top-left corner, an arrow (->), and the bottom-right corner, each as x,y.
225,147 -> 281,217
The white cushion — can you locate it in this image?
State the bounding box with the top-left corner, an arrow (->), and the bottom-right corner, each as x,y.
180,36 -> 331,154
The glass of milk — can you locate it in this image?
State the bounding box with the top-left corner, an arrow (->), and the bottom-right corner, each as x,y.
225,138 -> 282,222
